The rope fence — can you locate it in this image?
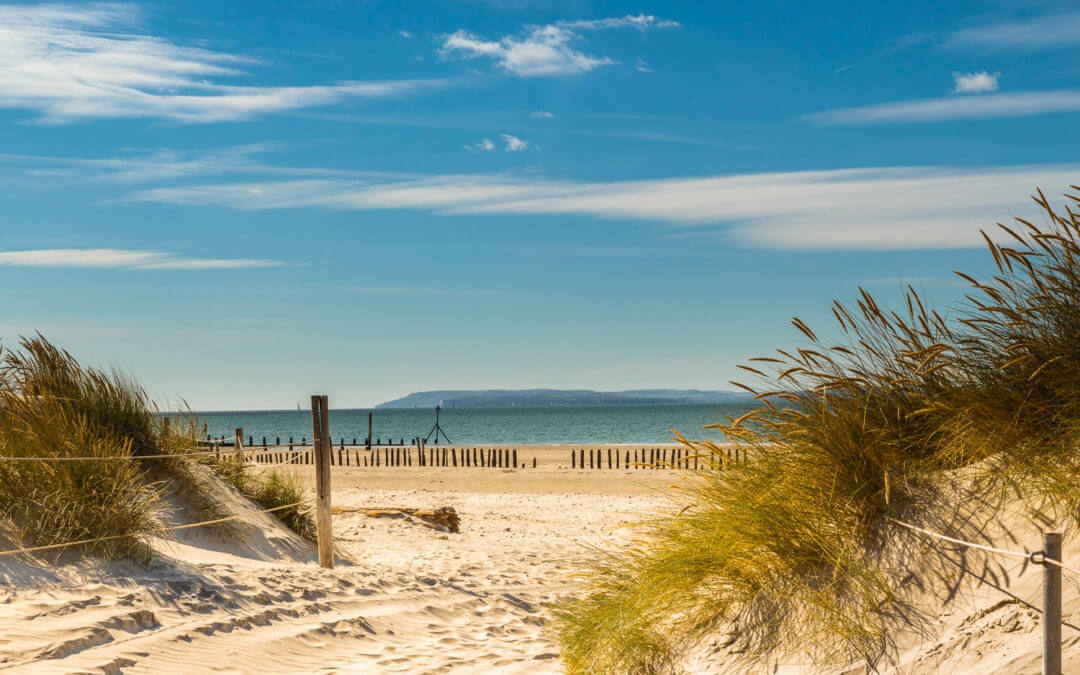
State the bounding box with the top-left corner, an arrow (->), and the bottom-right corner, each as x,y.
0,499 -> 314,558
891,516 -> 1075,673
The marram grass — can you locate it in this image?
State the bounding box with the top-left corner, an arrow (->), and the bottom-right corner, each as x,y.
0,334 -> 315,560
557,185 -> 1080,673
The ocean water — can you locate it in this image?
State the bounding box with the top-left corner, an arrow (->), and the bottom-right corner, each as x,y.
190,404 -> 756,446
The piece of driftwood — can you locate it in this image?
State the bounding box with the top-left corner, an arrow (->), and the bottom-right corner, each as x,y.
331,505 -> 460,533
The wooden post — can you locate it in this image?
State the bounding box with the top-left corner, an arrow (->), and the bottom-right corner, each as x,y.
532,457 -> 536,468
579,448 -> 585,470
1044,532 -> 1062,675
367,412 -> 373,450
571,450 -> 576,469
513,449 -> 518,468
310,395 -> 333,570
235,428 -> 243,455
607,448 -> 612,469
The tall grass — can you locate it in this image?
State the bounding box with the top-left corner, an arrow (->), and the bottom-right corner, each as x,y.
207,452 -> 316,543
0,335 -> 163,559
0,335 -> 315,559
557,186 -> 1080,672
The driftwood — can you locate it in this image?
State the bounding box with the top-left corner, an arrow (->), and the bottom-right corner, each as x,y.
331,505 -> 460,533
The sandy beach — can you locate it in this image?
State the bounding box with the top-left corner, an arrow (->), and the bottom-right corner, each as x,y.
1,447 -> 1077,673
0,449 -> 678,673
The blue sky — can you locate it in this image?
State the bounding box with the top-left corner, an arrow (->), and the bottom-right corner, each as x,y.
1,0 -> 1078,410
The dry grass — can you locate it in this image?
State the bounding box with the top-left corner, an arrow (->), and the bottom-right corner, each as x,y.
0,335 -> 315,560
206,452 -> 316,543
0,335 -> 164,560
557,185 -> 1080,673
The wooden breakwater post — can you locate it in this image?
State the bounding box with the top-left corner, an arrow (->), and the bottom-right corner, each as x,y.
367,411 -> 373,450
310,395 -> 334,570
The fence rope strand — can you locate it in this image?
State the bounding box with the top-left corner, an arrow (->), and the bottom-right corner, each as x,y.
888,517 -> 1035,561
0,499 -> 314,558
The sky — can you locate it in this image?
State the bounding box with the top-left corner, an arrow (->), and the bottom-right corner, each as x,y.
1,0 -> 1078,410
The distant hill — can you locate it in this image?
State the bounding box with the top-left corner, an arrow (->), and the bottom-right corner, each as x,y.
375,389 -> 753,409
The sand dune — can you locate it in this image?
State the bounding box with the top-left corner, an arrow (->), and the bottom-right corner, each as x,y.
3,462 -> 1080,673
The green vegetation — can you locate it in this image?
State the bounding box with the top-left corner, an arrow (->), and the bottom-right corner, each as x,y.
0,334 -> 313,561
557,186 -> 1080,673
209,452 -> 316,543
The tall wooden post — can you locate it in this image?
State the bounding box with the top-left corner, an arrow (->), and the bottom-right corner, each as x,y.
367,411 -> 373,450
1044,532 -> 1062,675
310,395 -> 334,569
235,428 -> 243,458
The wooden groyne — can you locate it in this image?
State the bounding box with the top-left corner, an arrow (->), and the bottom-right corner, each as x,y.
197,432 -> 738,471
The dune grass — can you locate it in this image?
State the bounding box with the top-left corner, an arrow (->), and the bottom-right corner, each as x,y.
557,185 -> 1080,672
207,451 -> 316,543
0,334 -> 315,560
0,335 -> 164,560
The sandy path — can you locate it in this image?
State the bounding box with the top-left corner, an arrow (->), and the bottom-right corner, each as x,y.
0,486 -> 669,674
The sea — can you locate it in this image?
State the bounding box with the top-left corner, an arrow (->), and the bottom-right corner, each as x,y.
190,403 -> 757,446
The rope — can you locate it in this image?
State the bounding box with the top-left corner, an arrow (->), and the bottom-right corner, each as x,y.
0,447 -> 254,462
0,499 -> 314,558
888,518 -> 1035,561
1037,556 -> 1080,579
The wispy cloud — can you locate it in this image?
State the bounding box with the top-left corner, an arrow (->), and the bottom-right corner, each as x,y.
129,164 -> 1080,250
0,4 -> 447,123
0,248 -> 286,270
808,90 -> 1080,124
398,29 -> 413,38
0,144 -> 376,182
466,137 -> 496,152
439,14 -> 677,77
559,15 -> 679,31
501,134 -> 529,151
531,110 -> 554,118
953,71 -> 998,94
944,12 -> 1080,51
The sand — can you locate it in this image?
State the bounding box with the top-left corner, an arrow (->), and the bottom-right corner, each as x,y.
2,447 -> 1079,673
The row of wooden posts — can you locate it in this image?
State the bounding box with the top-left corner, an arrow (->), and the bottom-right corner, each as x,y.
236,442 -> 532,469
569,447 -> 739,470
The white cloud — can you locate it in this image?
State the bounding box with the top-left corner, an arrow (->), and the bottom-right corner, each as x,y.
944,13 -> 1080,51
0,144 -> 359,182
0,248 -> 286,269
439,14 -> 676,77
953,71 -> 999,94
558,15 -> 680,31
634,58 -> 653,73
466,137 -> 496,152
808,90 -> 1080,124
129,164 -> 1080,250
398,29 -> 413,38
0,4 -> 446,123
501,134 -> 529,151
531,110 -> 554,118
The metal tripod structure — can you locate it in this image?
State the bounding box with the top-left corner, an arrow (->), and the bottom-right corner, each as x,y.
424,404 -> 451,444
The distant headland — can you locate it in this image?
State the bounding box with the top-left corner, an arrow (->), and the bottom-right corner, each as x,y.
374,389 -> 753,409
